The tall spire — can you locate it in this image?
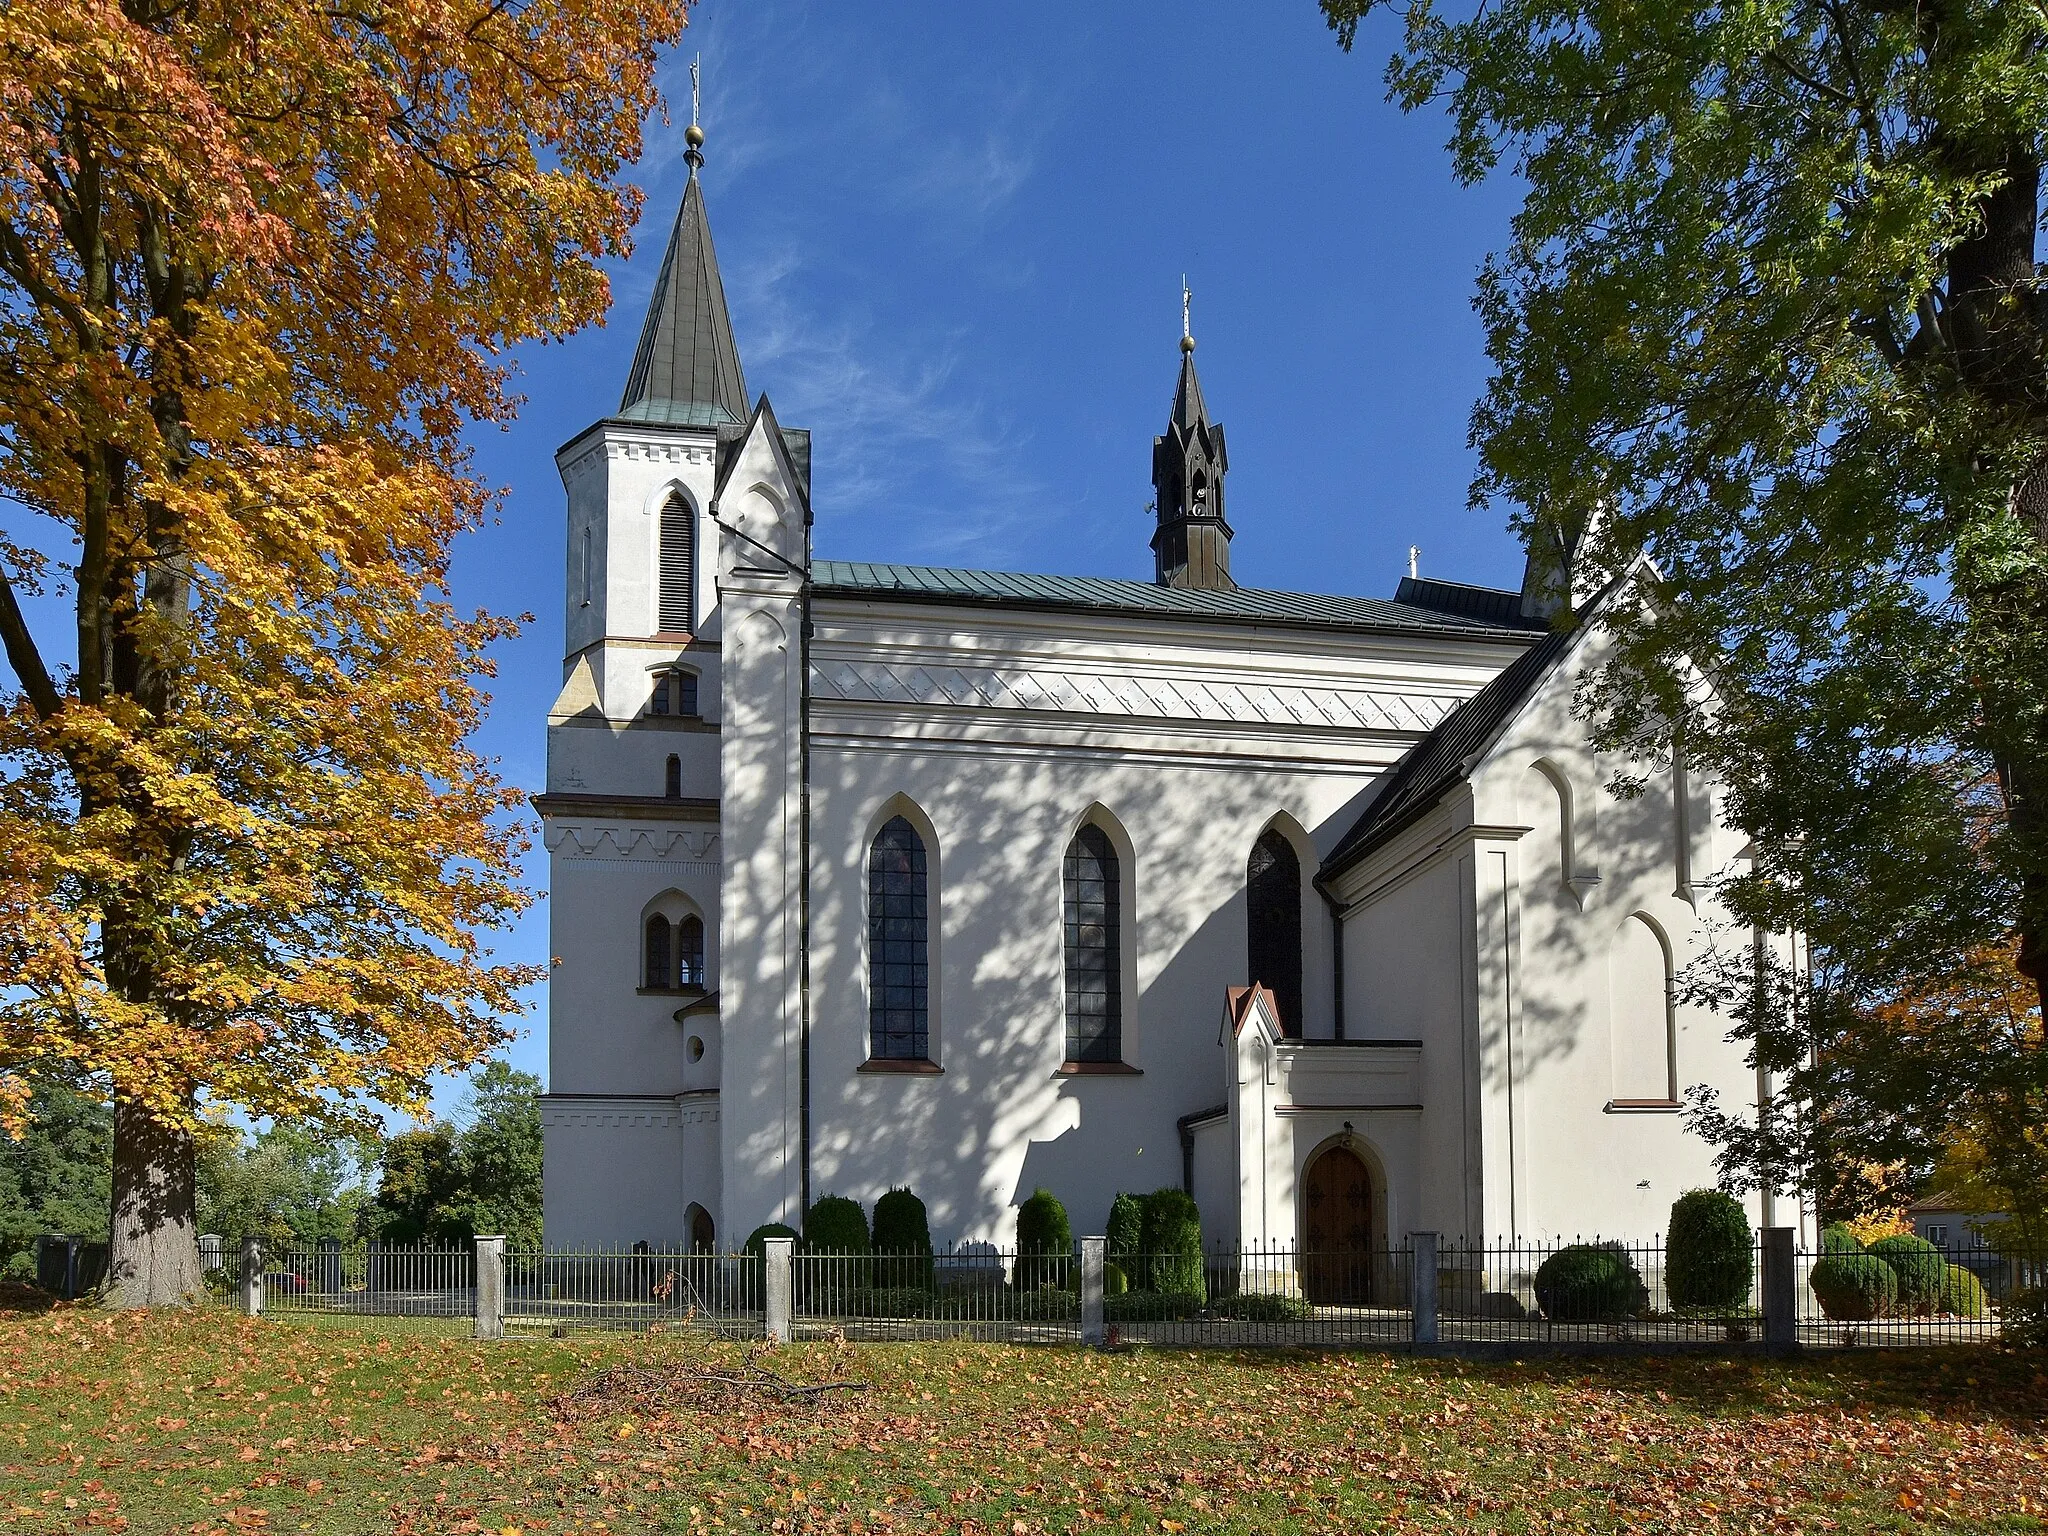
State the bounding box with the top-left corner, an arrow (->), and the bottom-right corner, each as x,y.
617,81 -> 749,428
1152,282 -> 1235,590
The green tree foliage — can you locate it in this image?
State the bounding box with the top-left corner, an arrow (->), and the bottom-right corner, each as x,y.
364,1126 -> 467,1245
1014,1188 -> 1072,1290
1665,1189 -> 1755,1310
361,1062 -> 542,1247
0,1075 -> 111,1278
445,1063 -> 542,1249
196,1122 -> 370,1249
1320,0 -> 2048,1210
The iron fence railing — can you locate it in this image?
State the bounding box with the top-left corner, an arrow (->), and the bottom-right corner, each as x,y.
226,1232 -> 2048,1351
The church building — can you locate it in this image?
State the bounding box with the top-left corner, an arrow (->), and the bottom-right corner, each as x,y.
536,126 -> 1778,1264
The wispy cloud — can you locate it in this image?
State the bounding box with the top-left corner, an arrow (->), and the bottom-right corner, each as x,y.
727,242 -> 1046,568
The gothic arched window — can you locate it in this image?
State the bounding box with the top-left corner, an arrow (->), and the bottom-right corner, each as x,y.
644,914 -> 672,991
1247,828 -> 1303,1037
658,492 -> 694,633
868,816 -> 930,1061
1063,824 -> 1122,1063
677,913 -> 705,989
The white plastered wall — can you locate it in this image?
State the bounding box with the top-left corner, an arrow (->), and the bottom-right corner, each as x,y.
798,597 -> 1530,1246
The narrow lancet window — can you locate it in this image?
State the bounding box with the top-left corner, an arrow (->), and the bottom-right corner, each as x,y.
1063,824 -> 1122,1063
868,816 -> 930,1061
644,914 -> 672,990
1247,828 -> 1303,1036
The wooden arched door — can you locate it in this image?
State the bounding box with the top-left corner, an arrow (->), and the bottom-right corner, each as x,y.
1302,1145 -> 1373,1305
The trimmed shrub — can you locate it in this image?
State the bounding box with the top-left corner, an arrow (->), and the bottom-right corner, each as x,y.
1102,1261 -> 1129,1297
1015,1188 -> 1072,1290
1105,1192 -> 1143,1273
1139,1188 -> 1206,1303
845,1287 -> 935,1319
1665,1189 -> 1754,1310
1533,1243 -> 1649,1321
803,1196 -> 871,1254
1809,1253 -> 1898,1321
1938,1263 -> 1989,1319
803,1196 -> 872,1296
1820,1223 -> 1863,1255
742,1222 -> 799,1256
1868,1234 -> 1946,1312
870,1187 -> 934,1291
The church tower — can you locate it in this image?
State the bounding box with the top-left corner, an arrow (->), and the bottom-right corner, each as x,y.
1151,287 -> 1235,591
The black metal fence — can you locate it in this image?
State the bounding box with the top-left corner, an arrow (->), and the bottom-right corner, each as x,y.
232,1233 -> 2044,1351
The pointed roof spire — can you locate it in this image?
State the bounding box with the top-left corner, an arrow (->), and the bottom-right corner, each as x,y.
617,79 -> 749,428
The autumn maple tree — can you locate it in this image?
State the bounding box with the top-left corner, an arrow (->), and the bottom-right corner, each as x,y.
0,0 -> 689,1305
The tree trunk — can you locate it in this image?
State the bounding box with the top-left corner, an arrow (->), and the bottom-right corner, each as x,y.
105,1096 -> 203,1308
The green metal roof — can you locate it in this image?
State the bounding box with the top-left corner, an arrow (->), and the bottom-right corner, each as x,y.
811,561 -> 1549,637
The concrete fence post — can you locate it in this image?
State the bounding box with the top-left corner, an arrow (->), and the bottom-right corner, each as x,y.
1762,1226 -> 1797,1353
240,1238 -> 264,1317
1080,1236 -> 1106,1346
1409,1232 -> 1440,1346
763,1236 -> 793,1344
474,1235 -> 506,1341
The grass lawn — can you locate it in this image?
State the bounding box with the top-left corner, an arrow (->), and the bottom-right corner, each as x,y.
0,1293 -> 2044,1534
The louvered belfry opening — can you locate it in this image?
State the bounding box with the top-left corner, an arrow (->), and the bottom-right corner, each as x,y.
658,493 -> 694,633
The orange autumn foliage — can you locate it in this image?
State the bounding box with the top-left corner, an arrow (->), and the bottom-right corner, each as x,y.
0,0 -> 691,1300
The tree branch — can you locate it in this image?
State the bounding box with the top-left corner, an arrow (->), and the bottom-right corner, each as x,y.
0,564 -> 62,719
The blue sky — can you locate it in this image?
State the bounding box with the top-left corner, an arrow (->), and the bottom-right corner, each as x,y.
452,0 -> 1529,1110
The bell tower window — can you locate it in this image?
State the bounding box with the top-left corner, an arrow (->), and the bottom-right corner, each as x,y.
658,492 -> 694,634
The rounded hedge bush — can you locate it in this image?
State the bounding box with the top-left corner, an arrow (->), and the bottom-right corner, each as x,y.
1868,1234 -> 1946,1312
742,1222 -> 799,1256
1138,1187 -> 1206,1303
1015,1188 -> 1072,1290
803,1195 -> 871,1254
1809,1253 -> 1898,1321
1101,1261 -> 1130,1297
1533,1243 -> 1649,1321
1938,1263 -> 1988,1319
1105,1192 -> 1143,1272
1665,1189 -> 1755,1310
1820,1223 -> 1863,1255
870,1187 -> 934,1291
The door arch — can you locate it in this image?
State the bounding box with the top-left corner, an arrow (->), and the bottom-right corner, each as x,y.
687,1204 -> 716,1254
1301,1144 -> 1375,1305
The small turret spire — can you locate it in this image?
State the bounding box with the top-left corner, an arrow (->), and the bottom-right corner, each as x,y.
1152,282 -> 1235,591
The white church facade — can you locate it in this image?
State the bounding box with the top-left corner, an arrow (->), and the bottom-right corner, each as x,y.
537,130 -> 1780,1266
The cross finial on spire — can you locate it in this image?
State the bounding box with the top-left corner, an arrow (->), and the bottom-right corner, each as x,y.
684,55 -> 705,167
1181,275 -> 1195,353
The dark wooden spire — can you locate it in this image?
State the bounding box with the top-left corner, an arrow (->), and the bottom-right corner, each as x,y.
1152,334 -> 1235,591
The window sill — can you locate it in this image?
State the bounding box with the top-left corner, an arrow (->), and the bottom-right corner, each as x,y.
858,1059 -> 942,1075
1604,1098 -> 1681,1114
1055,1061 -> 1142,1077
639,985 -> 708,997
